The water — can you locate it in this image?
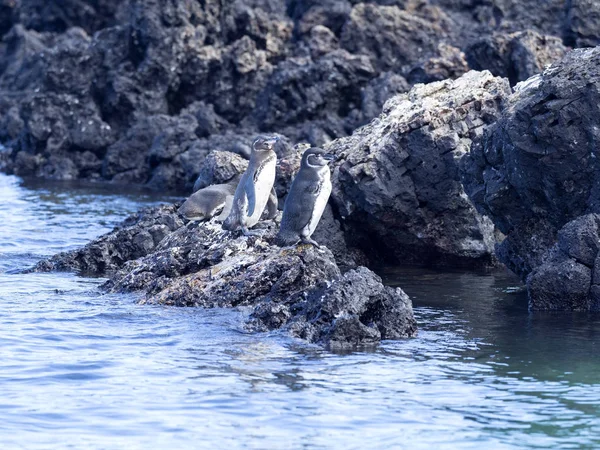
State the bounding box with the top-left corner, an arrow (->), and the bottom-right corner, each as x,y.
1,173 -> 599,449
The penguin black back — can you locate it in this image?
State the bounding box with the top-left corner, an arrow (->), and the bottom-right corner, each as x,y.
276,147 -> 334,247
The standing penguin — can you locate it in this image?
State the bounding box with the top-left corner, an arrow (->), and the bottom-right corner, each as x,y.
223,136 -> 279,236
275,147 -> 334,247
178,175 -> 241,222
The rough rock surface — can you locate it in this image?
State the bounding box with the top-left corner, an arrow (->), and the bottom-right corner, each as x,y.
565,0 -> 600,48
284,267 -> 417,349
32,204 -> 416,348
466,30 -> 567,86
527,215 -> 600,311
1,0 -> 590,191
329,70 -> 511,267
461,47 -> 600,310
192,150 -> 249,192
32,204 -> 184,275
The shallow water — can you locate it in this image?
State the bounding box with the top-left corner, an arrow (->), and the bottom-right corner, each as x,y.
1,173 -> 599,449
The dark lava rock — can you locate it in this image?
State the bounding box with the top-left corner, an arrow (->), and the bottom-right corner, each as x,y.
461,47 -> 600,310
330,70 -> 511,267
340,2 -> 453,75
407,43 -> 470,85
283,267 -> 417,350
32,204 -> 184,275
1,0 -> 596,193
12,0 -> 123,35
528,257 -> 593,311
192,150 -> 249,192
359,72 -> 410,125
253,49 -> 375,145
526,214 -> 600,311
466,30 -> 567,86
565,0 -> 600,48
32,202 -> 415,348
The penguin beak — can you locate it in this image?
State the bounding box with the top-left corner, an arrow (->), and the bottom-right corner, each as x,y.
323,153 -> 335,162
266,137 -> 279,147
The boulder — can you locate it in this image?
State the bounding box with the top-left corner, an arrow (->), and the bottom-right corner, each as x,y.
461,47 -> 600,309
282,267 -> 417,349
340,2 -> 453,75
12,0 -> 123,35
330,70 -> 511,267
192,150 -> 249,192
526,214 -> 600,311
253,49 -> 375,145
466,30 -> 567,85
566,0 -> 600,48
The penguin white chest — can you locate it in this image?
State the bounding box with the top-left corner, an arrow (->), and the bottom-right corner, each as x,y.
247,157 -> 276,226
306,168 -> 332,237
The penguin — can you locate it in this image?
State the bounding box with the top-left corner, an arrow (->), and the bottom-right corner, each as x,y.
275,147 -> 334,247
178,175 -> 241,222
222,136 -> 279,236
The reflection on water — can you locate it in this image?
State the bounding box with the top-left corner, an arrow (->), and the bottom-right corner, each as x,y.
1,173 -> 600,449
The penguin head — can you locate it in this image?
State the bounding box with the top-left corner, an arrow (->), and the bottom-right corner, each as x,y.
301,147 -> 335,169
252,135 -> 279,153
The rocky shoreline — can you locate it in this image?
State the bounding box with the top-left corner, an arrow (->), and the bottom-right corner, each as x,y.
4,0 -> 600,348
32,204 -> 417,349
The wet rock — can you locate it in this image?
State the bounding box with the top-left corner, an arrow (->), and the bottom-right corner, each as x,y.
528,256 -> 593,311
330,70 -> 511,267
466,30 -> 567,85
461,47 -> 600,309
109,222 -> 340,306
284,267 -> 417,349
494,219 -> 556,282
524,214 -> 600,311
31,204 -> 184,275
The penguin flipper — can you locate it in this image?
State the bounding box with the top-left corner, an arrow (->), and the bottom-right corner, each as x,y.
284,184 -> 319,236
245,174 -> 257,217
266,187 -> 278,219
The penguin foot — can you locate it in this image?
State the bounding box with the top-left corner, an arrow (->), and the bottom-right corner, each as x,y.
242,226 -> 264,237
300,237 -> 321,248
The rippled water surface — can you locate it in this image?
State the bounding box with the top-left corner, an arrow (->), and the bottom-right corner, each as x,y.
1,173 -> 599,449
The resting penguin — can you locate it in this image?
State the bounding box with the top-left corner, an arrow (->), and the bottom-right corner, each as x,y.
222,136 -> 279,236
275,147 -> 334,247
178,175 -> 241,222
